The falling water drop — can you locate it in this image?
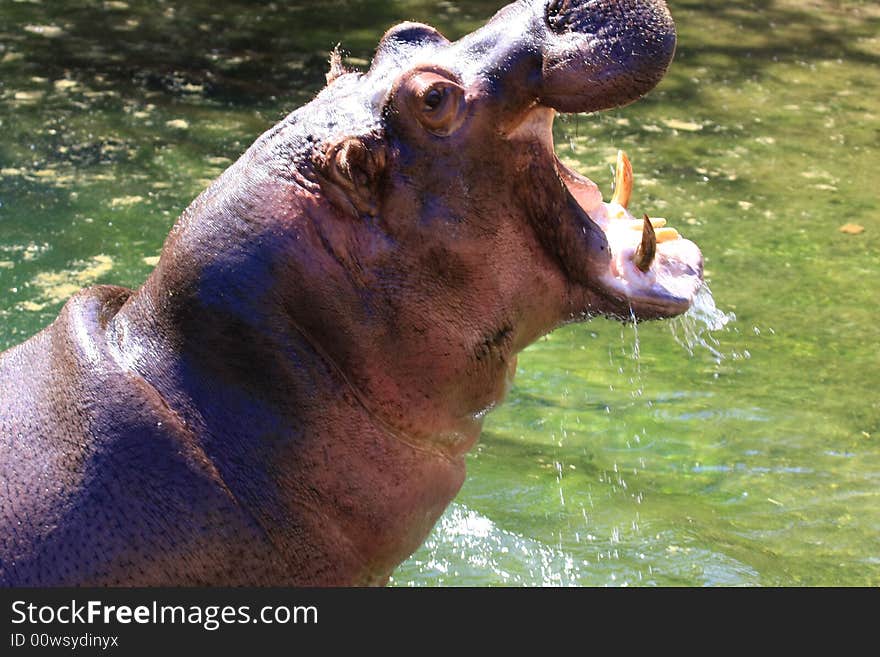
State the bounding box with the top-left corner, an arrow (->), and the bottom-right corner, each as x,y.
669,283 -> 737,361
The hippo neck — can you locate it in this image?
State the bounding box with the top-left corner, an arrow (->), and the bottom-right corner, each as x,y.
108,262 -> 467,584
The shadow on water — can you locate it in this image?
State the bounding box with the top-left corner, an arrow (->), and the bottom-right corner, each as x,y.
3,1 -> 877,169
0,0 -> 504,104
663,0 -> 880,101
676,0 -> 880,61
4,1 -> 876,105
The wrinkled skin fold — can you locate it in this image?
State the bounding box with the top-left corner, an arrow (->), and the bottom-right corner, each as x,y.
0,0 -> 703,586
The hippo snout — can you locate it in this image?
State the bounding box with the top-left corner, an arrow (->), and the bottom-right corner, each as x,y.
447,0 -> 676,115
539,0 -> 677,112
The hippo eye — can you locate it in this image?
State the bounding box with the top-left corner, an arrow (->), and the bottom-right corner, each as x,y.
415,80 -> 465,136
396,70 -> 467,137
423,87 -> 446,111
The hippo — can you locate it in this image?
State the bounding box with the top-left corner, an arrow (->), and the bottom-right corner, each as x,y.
0,0 -> 702,586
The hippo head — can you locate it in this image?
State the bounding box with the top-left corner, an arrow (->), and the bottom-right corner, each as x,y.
284,0 -> 701,434
119,0 -> 702,582
308,0 -> 700,326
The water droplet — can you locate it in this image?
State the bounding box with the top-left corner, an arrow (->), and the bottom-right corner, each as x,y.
669,283 -> 737,360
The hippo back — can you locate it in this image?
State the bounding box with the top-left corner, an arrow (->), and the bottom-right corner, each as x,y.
0,287 -> 288,585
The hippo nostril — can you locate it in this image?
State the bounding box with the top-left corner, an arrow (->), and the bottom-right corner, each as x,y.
545,0 -> 579,34
545,0 -> 566,32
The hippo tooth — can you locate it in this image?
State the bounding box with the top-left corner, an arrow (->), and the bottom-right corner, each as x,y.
625,217 -> 666,230
611,150 -> 633,209
654,227 -> 681,243
634,215 -> 657,273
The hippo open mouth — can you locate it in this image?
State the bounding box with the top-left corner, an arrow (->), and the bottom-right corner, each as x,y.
554,144 -> 704,319
395,0 -> 706,323
498,0 -> 704,321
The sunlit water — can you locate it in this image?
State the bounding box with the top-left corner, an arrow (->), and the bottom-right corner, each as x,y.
1,0 -> 878,586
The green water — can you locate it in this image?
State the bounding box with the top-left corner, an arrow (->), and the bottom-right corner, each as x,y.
1,0 -> 877,586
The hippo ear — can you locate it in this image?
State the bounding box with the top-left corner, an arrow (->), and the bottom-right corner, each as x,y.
326,45 -> 350,85
314,136 -> 387,218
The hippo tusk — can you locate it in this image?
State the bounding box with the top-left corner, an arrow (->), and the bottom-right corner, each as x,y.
634,214 -> 656,272
611,150 -> 633,209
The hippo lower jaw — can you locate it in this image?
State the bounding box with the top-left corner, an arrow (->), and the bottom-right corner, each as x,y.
548,119 -> 704,320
